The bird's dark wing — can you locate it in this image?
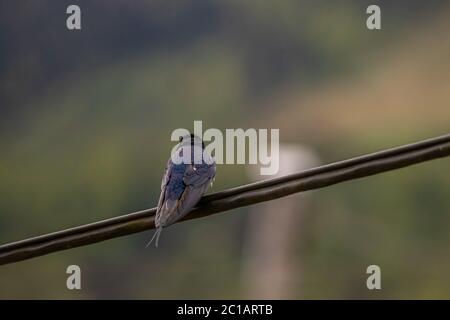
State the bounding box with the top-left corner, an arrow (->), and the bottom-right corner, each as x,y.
160,159 -> 172,190
157,163 -> 216,227
155,159 -> 175,227
168,163 -> 216,223
183,163 -> 216,188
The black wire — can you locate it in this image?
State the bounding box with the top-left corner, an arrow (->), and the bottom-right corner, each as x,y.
0,133 -> 449,265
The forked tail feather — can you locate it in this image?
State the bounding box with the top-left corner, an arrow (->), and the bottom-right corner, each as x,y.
146,226 -> 163,248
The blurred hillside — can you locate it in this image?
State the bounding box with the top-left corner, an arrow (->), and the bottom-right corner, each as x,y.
0,1 -> 449,299
270,11 -> 450,147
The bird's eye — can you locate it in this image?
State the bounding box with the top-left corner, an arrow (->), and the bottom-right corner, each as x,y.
179,136 -> 183,142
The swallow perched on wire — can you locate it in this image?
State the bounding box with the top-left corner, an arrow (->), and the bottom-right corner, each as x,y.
147,134 -> 216,247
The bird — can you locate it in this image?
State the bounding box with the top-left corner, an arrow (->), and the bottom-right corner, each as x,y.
147,134 -> 216,247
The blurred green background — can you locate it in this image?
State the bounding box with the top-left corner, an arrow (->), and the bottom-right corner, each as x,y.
0,0 -> 449,299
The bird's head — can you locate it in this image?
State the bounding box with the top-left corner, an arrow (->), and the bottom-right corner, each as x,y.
179,133 -> 205,149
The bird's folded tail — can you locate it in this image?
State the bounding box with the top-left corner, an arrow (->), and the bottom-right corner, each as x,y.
146,226 -> 163,248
